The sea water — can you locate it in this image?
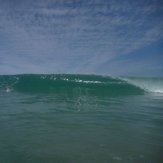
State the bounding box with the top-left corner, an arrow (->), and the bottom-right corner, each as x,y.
0,74 -> 163,163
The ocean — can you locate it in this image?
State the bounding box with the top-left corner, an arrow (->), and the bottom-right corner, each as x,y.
0,74 -> 163,163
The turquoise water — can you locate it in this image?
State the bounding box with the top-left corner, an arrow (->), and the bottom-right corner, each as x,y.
0,74 -> 163,163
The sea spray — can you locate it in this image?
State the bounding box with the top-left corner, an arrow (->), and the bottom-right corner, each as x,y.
121,77 -> 163,94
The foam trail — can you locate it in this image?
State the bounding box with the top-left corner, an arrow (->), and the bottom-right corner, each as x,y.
122,77 -> 163,94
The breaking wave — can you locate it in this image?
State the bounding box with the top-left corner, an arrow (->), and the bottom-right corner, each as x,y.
121,77 -> 163,94
0,74 -> 162,96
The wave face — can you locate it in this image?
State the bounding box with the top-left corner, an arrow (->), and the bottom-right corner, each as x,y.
0,74 -> 146,96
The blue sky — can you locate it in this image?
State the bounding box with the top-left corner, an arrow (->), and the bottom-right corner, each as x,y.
0,0 -> 163,76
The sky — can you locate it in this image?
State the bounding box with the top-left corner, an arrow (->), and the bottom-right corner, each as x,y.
0,0 -> 163,76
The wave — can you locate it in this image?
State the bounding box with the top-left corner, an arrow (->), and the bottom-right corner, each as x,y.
1,74 -> 162,96
0,74 -> 144,96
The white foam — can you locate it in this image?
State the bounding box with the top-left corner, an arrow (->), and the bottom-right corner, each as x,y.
74,79 -> 102,84
121,77 -> 163,94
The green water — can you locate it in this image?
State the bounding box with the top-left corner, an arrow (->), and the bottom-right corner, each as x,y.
0,74 -> 163,163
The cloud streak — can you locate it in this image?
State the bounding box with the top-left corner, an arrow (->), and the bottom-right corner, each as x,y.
0,0 -> 163,75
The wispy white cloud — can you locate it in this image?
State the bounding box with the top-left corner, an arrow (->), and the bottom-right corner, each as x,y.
0,0 -> 163,75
